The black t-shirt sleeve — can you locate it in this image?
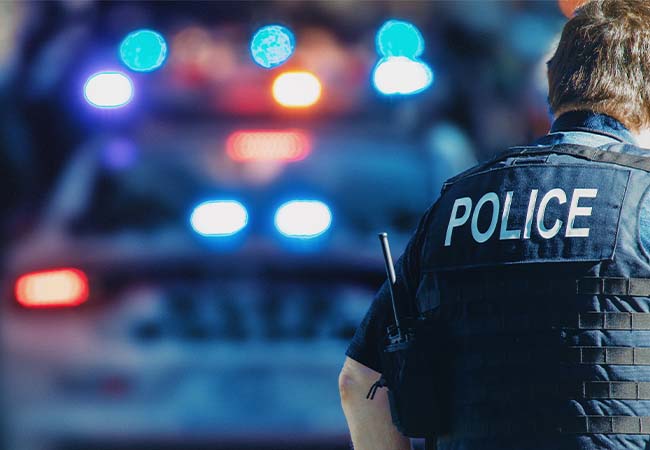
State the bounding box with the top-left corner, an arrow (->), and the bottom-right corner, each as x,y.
345,279 -> 395,372
345,207 -> 434,373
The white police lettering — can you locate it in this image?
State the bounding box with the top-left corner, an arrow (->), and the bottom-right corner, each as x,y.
523,189 -> 538,239
536,188 -> 567,239
471,192 -> 499,243
566,188 -> 598,237
444,188 -> 598,245
445,197 -> 472,246
500,191 -> 520,240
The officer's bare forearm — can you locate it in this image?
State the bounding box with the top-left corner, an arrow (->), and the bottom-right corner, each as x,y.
339,357 -> 412,450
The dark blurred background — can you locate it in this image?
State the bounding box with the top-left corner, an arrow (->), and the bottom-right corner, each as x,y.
0,1 -> 570,449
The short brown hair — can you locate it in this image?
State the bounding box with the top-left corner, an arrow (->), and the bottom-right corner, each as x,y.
548,0 -> 650,132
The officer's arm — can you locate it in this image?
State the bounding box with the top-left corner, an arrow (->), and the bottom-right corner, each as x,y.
339,356 -> 412,450
340,206 -> 435,450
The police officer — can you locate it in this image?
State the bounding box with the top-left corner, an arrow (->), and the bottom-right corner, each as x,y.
339,1 -> 650,449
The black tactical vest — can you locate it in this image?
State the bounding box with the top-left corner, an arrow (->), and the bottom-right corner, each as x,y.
419,143 -> 650,450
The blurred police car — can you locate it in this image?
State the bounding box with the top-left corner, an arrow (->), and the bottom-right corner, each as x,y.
2,122 -> 430,450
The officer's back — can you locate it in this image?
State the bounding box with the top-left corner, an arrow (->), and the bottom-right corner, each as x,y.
427,128 -> 650,450
340,2 -> 650,450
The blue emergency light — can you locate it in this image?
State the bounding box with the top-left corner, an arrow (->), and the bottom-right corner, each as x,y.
84,71 -> 134,108
376,19 -> 425,59
274,200 -> 332,238
373,56 -> 433,95
190,200 -> 249,237
119,29 -> 168,72
250,25 -> 295,69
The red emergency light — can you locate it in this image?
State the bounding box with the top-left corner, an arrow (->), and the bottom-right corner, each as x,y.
15,268 -> 89,308
226,130 -> 311,162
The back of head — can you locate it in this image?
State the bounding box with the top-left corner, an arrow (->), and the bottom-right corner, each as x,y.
548,0 -> 650,132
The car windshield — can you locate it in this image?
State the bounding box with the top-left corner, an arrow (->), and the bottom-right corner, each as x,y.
68,125 -> 433,240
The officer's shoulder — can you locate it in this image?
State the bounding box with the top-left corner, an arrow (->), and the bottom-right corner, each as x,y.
441,142 -> 650,195
439,145 -> 535,194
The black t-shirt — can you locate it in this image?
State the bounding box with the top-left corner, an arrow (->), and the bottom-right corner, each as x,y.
345,207 -> 434,372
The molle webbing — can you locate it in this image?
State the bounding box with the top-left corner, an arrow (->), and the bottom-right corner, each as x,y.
457,382 -> 650,405
568,346 -> 650,365
453,344 -> 650,367
578,277 -> 650,296
435,275 -> 650,335
575,381 -> 650,400
434,275 -> 650,300
452,384 -> 650,436
451,415 -> 650,436
562,416 -> 650,434
444,310 -> 650,337
569,312 -> 650,330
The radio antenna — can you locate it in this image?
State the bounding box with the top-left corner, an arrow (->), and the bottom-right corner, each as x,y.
378,233 -> 402,335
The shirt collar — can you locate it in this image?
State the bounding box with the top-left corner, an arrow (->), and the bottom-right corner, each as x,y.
550,110 -> 637,145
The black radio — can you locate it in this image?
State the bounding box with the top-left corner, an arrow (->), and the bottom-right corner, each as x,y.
366,233 -> 442,439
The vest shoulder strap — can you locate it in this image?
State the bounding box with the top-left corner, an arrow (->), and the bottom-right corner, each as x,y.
442,143 -> 650,192
510,143 -> 650,171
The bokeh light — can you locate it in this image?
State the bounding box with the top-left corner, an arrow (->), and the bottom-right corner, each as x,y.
227,130 -> 311,162
372,56 -> 433,95
250,25 -> 295,69
558,0 -> 588,18
0,2 -> 24,69
15,268 -> 89,308
190,200 -> 248,237
376,19 -> 424,58
169,27 -> 238,85
102,138 -> 137,170
274,200 -> 332,238
84,71 -> 134,108
120,29 -> 168,72
272,71 -> 321,108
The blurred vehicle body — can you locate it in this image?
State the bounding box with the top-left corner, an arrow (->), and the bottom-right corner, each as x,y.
2,121 -> 431,450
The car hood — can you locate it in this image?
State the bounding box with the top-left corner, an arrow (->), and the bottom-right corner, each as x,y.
5,229 -> 386,282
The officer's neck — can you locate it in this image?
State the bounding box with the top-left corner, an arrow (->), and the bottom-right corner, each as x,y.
634,128 -> 650,149
552,111 -> 650,149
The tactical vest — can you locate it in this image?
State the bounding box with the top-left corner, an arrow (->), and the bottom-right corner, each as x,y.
419,143 -> 650,450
